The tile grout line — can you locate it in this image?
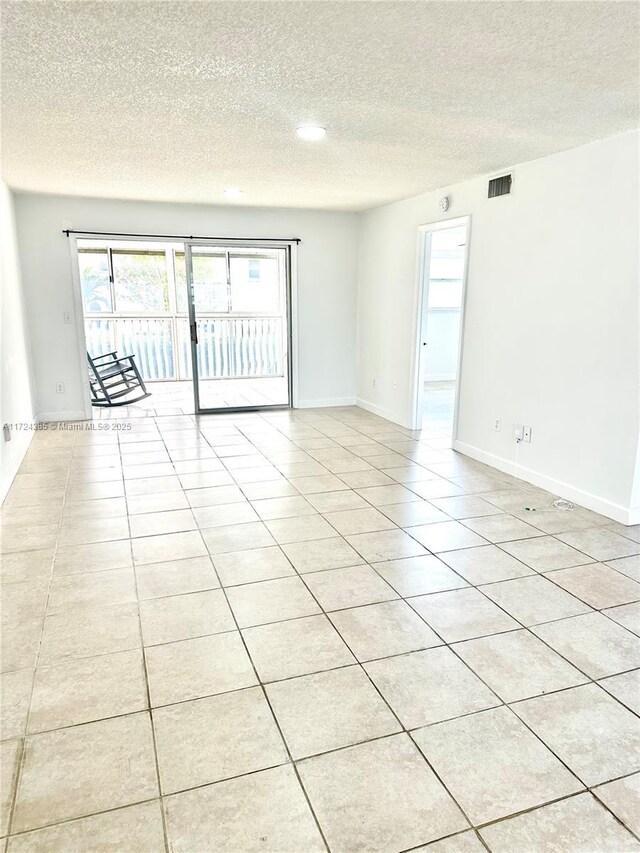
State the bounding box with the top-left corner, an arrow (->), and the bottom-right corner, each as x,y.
134,413 -> 194,853
164,479 -> 335,853
5,427 -> 78,840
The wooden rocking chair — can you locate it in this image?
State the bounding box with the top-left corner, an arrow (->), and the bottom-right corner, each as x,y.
87,351 -> 151,407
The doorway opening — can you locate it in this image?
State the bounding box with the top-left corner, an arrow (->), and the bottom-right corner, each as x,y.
76,237 -> 293,415
413,217 -> 470,439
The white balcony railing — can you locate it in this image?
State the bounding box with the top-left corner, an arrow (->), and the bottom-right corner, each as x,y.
85,316 -> 285,382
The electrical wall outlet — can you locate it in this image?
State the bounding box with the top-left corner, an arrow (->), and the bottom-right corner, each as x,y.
523,425 -> 532,443
494,418 -> 501,432
372,378 -> 376,389
63,311 -> 73,324
514,424 -> 524,441
56,382 -> 65,394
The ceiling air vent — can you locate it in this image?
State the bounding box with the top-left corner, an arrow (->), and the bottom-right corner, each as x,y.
488,174 -> 512,198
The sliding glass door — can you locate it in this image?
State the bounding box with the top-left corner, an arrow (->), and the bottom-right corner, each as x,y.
185,242 -> 291,413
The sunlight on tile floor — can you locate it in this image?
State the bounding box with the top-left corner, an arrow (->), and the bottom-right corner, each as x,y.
1,405 -> 639,851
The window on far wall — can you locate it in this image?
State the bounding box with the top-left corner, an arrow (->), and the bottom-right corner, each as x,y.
111,251 -> 169,313
428,249 -> 464,309
78,249 -> 112,312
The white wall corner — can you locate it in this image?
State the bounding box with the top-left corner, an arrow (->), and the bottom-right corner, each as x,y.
627,435 -> 640,526
355,398 -> 414,429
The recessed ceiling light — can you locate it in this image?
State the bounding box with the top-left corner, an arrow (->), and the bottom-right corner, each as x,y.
223,188 -> 243,199
296,125 -> 327,141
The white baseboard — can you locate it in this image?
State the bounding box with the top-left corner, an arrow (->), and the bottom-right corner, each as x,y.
453,439 -> 634,525
356,398 -> 412,429
37,410 -> 87,423
296,397 -> 356,409
0,428 -> 34,505
628,507 -> 640,526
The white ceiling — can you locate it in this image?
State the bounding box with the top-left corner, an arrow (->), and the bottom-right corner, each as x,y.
2,1 -> 638,211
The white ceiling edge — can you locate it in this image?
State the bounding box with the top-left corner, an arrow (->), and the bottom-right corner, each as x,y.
8,128 -> 638,219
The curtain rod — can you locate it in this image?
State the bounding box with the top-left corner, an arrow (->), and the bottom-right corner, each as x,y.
62,229 -> 301,243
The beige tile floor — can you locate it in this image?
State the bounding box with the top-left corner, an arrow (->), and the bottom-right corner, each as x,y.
1,405 -> 640,852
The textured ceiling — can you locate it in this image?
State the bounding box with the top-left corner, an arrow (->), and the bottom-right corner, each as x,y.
1,1 -> 638,211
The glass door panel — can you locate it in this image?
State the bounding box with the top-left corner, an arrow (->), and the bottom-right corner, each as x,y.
229,253 -> 281,313
174,250 -> 227,314
185,243 -> 291,413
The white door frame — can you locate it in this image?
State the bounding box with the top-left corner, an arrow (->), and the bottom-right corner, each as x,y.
68,234 -> 300,419
409,215 -> 471,433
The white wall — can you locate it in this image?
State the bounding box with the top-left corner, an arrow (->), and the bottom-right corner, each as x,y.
424,310 -> 460,381
357,131 -> 640,522
14,194 -> 359,418
0,182 -> 36,501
